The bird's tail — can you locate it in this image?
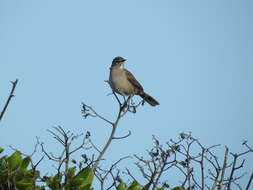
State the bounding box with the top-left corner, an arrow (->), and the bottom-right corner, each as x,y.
139,91 -> 159,106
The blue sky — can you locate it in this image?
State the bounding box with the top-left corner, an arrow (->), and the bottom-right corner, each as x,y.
0,0 -> 252,188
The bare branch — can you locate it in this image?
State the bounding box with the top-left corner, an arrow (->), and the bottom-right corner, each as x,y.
85,84 -> 141,172
0,79 -> 18,122
112,130 -> 131,140
81,103 -> 114,125
217,146 -> 229,190
246,172 -> 253,190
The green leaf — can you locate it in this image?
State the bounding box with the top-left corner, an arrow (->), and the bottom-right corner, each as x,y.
33,170 -> 40,179
127,181 -> 141,190
74,167 -> 94,188
81,184 -> 94,190
0,156 -> 8,170
7,151 -> 22,170
45,174 -> 62,190
117,182 -> 127,190
15,172 -> 25,182
171,187 -> 184,190
66,166 -> 76,179
53,173 -> 62,183
0,147 -> 4,154
16,179 -> 33,190
20,156 -> 31,170
0,169 -> 7,184
0,156 -> 8,183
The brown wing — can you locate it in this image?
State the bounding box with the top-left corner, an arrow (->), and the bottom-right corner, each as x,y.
124,69 -> 144,91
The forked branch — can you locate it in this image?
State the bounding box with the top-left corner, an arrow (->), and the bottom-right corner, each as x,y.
81,90 -> 143,173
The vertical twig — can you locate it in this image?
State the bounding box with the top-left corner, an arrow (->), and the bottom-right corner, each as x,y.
0,79 -> 18,122
82,88 -> 138,174
92,96 -> 125,171
217,146 -> 228,190
200,148 -> 205,190
227,154 -> 238,190
245,172 -> 253,190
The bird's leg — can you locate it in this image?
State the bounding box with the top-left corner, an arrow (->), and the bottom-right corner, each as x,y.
126,95 -> 132,105
113,92 -> 122,106
122,96 -> 128,110
122,95 -> 133,112
128,95 -> 137,113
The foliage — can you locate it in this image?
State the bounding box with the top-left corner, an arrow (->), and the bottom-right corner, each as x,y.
43,167 -> 94,190
0,129 -> 188,190
0,147 -> 95,190
0,149 -> 41,190
1,79 -> 252,190
0,129 -> 252,190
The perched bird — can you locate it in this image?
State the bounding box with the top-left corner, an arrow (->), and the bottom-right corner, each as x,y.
109,56 -> 159,106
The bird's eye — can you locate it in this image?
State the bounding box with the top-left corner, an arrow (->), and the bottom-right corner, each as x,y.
112,62 -> 118,67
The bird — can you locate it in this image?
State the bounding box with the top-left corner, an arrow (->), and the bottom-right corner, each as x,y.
109,56 -> 159,106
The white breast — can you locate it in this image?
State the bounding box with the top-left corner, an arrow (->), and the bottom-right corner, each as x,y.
109,67 -> 134,96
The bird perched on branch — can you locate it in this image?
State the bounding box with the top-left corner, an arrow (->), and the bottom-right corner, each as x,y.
109,56 -> 159,106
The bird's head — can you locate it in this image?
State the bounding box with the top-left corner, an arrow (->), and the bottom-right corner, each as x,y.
111,56 -> 126,68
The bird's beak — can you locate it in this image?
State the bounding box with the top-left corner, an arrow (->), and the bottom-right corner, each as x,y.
123,58 -> 127,62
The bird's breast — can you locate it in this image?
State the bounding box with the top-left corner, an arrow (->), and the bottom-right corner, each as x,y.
109,68 -> 135,96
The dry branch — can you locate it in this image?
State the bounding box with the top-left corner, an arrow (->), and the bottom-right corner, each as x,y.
0,79 -> 18,122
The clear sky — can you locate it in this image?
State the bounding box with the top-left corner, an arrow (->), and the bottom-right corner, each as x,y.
0,0 -> 252,188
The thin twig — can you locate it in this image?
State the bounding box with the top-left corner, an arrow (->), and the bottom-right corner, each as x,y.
82,103 -> 114,125
0,79 -> 18,122
217,146 -> 229,190
112,131 -> 131,139
86,87 -> 137,171
246,172 -> 253,190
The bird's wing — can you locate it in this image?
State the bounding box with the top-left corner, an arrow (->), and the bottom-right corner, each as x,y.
124,69 -> 144,91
